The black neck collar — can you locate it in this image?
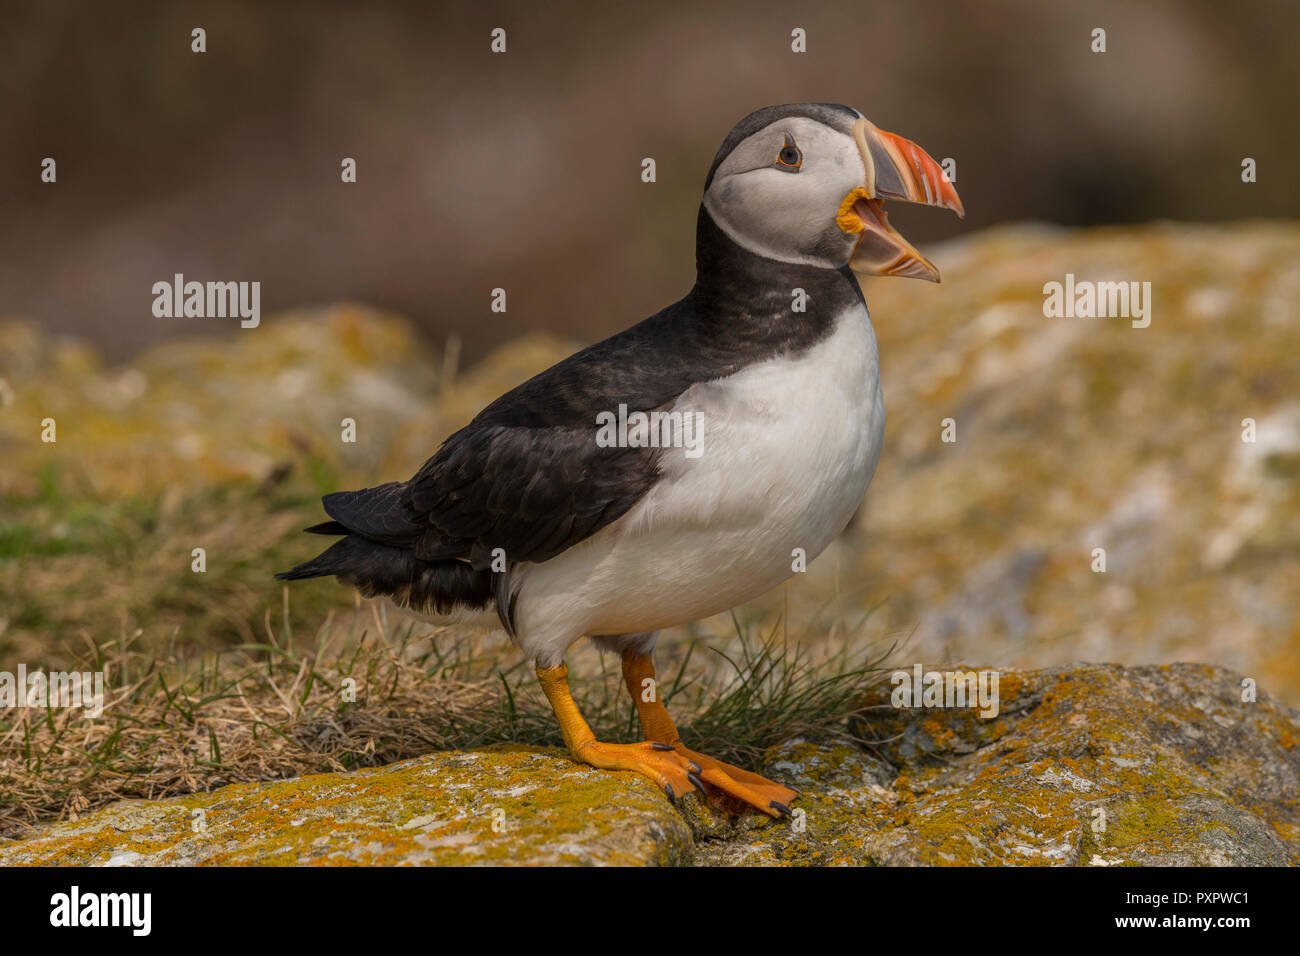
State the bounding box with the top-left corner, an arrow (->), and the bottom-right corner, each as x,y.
685,206 -> 866,353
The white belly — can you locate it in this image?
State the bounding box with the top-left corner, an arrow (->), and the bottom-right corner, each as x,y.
513,304 -> 886,663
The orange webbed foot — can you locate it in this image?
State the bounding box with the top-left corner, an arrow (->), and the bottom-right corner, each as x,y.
668,745 -> 799,818
572,740 -> 706,803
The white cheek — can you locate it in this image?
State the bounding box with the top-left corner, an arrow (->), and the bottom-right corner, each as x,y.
803,160 -> 859,210
705,161 -> 860,268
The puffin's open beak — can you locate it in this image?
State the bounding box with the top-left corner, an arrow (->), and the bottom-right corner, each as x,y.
837,118 -> 964,282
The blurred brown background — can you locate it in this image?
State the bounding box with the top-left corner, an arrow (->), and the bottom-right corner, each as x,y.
2,0 -> 1298,705
3,0 -> 1297,361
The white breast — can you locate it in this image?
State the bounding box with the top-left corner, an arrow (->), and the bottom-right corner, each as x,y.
513,303 -> 886,664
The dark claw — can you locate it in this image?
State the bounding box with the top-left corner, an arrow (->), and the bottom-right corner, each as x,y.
651,742 -> 675,751
769,801 -> 792,817
664,783 -> 676,800
688,760 -> 703,775
687,772 -> 707,795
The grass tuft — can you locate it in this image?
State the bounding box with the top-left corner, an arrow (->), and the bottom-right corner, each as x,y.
0,592 -> 892,837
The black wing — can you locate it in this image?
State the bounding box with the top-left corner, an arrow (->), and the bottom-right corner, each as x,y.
319,426 -> 659,569
320,299 -> 714,568
403,425 -> 657,567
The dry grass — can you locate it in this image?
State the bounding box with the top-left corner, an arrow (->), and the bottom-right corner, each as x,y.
0,463 -> 349,668
0,590 -> 893,839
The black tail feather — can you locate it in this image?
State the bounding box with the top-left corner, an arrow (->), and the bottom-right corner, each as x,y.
304,520 -> 349,535
276,534 -> 493,616
321,482 -> 425,543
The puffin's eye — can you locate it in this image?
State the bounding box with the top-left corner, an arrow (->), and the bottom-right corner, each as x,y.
777,144 -> 802,168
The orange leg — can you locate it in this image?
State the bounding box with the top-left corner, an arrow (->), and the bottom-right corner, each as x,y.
536,662 -> 702,801
620,651 -> 798,818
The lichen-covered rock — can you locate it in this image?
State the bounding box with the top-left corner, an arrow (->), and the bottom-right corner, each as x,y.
689,737 -> 897,866
0,747 -> 694,866
843,662 -> 1299,865
4,664 -> 1292,866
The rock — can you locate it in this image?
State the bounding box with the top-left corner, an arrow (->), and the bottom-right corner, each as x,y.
689,737 -> 897,867
0,747 -> 693,866
844,662 -> 1299,865
4,664 -> 1293,866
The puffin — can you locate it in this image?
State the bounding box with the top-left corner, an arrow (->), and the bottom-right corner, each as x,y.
279,103 -> 963,817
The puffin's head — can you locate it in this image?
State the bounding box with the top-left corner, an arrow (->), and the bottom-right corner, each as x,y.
702,103 -> 964,281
